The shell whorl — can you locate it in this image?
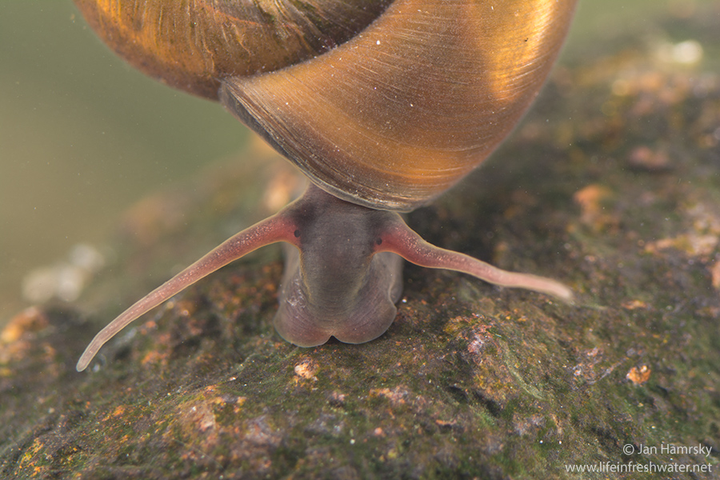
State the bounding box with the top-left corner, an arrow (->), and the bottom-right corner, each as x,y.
74,0 -> 392,99
220,0 -> 577,210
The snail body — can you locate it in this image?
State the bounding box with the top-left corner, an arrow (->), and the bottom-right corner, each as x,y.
74,0 -> 576,371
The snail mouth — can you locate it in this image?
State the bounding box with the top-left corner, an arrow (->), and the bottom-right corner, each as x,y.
274,245 -> 403,348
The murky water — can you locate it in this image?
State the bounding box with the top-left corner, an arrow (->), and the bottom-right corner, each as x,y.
0,0 -> 715,325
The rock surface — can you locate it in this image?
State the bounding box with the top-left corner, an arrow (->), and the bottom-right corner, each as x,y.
2,6 -> 720,479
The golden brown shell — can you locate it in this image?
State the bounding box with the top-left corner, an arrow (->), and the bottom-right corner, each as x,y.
221,0 -> 577,210
74,0 -> 576,210
73,0 -> 392,99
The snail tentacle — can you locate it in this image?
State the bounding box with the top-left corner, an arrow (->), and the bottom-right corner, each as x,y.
76,212 -> 300,372
377,217 -> 574,303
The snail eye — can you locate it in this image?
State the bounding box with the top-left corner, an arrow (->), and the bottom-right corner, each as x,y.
375,238 -> 383,246
294,230 -> 301,238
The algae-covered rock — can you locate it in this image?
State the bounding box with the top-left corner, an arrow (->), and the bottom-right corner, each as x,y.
2,5 -> 720,479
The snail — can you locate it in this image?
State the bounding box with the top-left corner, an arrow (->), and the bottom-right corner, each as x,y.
74,0 -> 577,372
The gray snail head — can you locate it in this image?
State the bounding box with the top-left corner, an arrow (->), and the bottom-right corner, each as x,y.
73,0 -> 577,372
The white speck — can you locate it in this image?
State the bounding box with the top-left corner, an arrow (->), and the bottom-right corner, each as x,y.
69,244 -> 104,271
672,40 -> 703,64
376,40 -> 381,45
657,39 -> 704,66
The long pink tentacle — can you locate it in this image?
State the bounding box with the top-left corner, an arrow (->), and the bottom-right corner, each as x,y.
379,218 -> 573,303
76,214 -> 298,371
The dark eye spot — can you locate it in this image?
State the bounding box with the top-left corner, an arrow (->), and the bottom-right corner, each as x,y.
294,230 -> 301,238
375,238 -> 383,245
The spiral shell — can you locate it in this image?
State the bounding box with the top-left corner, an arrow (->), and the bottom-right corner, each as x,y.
74,0 -> 576,210
73,0 -> 392,98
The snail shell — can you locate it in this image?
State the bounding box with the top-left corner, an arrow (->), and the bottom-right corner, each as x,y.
74,0 -> 577,371
73,0 -> 392,99
74,0 -> 576,210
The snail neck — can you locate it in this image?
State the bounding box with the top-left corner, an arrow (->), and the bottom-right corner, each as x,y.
273,184 -> 404,346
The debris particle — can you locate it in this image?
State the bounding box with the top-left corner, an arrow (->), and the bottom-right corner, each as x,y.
626,365 -> 651,385
628,145 -> 671,171
294,359 -> 318,381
